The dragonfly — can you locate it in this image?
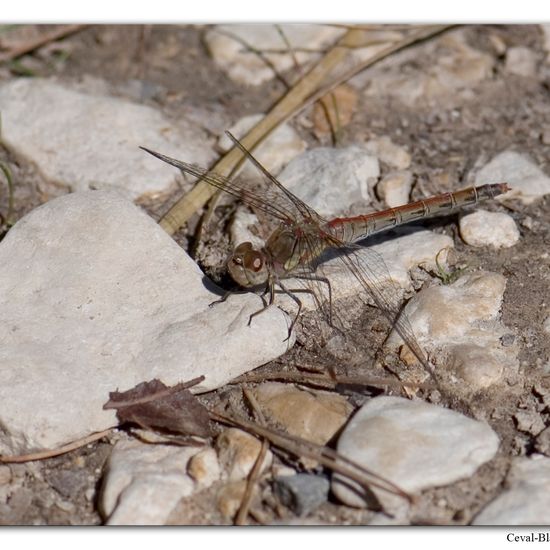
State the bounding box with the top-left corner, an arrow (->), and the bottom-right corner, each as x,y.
141,134 -> 509,379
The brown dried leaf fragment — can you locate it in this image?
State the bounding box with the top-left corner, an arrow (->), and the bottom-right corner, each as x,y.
104,377 -> 212,438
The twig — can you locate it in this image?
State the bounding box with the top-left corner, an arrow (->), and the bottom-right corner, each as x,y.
0,24 -> 90,64
274,24 -> 303,78
235,388 -> 270,525
0,428 -> 114,463
230,370 -> 435,391
210,410 -> 411,506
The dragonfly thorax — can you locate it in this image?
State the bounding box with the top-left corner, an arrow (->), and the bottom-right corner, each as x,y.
227,242 -> 270,288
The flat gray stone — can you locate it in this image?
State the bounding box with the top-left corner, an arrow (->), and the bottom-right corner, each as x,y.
332,396 -> 499,512
273,474 -> 330,516
474,151 -> 550,204
473,455 -> 550,525
0,191 -> 292,454
0,78 -> 215,199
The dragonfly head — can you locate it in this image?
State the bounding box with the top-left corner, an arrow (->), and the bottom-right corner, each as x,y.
228,242 -> 269,288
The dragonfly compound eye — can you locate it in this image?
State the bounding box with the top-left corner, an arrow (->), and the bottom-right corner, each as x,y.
227,242 -> 268,287
244,251 -> 264,272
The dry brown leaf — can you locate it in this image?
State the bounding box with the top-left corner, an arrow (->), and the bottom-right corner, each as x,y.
104,378 -> 212,438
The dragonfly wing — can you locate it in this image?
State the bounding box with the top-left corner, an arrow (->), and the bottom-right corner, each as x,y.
141,145 -> 325,227
224,131 -> 321,222
333,243 -> 433,375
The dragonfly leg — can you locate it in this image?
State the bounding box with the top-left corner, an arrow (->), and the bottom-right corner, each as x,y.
293,274 -> 334,327
209,289 -> 234,308
210,284 -> 270,308
247,279 -> 274,327
276,280 -> 303,341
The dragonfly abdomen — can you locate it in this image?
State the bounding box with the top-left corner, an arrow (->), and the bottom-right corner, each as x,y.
327,183 -> 510,242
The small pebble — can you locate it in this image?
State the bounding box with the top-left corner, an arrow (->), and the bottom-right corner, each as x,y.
388,270 -> 517,393
55,499 -> 76,513
543,316 -> 550,335
313,84 -> 358,138
251,382 -> 353,446
459,210 -> 519,249
541,130 -> 550,146
273,474 -> 330,516
377,170 -> 413,207
365,136 -> 411,170
187,447 -> 221,488
216,428 -> 273,482
514,410 -> 546,435
535,426 -> 550,456
271,464 -> 296,478
488,33 -> 507,56
500,334 -> 516,347
100,439 -> 215,525
362,32 -> 493,107
47,469 -> 89,500
505,46 -> 538,78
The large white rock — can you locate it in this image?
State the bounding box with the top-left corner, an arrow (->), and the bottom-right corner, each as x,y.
474,151 -> 550,204
473,454 -> 550,525
0,78 -> 215,199
0,191 -> 292,454
332,396 -> 499,512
